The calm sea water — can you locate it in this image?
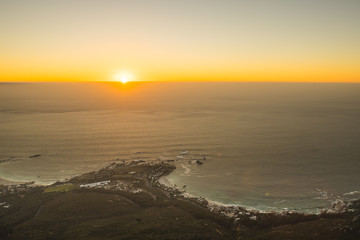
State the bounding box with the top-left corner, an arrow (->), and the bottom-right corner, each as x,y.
1,82 -> 360,212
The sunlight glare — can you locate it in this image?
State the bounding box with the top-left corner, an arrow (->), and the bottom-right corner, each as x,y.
113,71 -> 134,84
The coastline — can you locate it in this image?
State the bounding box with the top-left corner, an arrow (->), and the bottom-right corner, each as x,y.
0,177 -> 28,186
156,159 -> 355,216
157,169 -> 355,218
66,159 -> 360,218
1,157 -> 357,216
1,159 -> 360,239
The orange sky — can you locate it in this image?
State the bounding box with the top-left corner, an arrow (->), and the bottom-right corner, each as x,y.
1,0 -> 359,83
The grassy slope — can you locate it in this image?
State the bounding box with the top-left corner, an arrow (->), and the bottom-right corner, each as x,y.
0,163 -> 359,240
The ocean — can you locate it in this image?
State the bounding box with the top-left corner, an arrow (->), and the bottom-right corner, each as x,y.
1,81 -> 360,213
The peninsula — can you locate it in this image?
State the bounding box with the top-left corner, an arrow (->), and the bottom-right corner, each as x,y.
0,160 -> 359,240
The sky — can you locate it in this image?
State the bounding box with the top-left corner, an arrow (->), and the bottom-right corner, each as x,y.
1,0 -> 359,82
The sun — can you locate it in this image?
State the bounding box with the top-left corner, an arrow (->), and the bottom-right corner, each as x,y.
120,76 -> 128,84
113,71 -> 134,84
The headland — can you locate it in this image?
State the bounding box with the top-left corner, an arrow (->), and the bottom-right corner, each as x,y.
0,160 -> 359,240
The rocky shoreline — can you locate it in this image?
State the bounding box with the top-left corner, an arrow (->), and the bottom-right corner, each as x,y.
1,159 -> 360,239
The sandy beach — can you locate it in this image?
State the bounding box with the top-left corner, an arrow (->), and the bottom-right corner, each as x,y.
1,160 -> 359,239
0,178 -> 26,186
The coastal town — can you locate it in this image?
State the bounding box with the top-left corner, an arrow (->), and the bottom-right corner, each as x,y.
1,154 -> 360,239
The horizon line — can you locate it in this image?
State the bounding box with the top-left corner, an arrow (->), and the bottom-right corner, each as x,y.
1,80 -> 360,84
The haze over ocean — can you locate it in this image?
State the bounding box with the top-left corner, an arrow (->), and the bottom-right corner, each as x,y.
1,82 -> 360,212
